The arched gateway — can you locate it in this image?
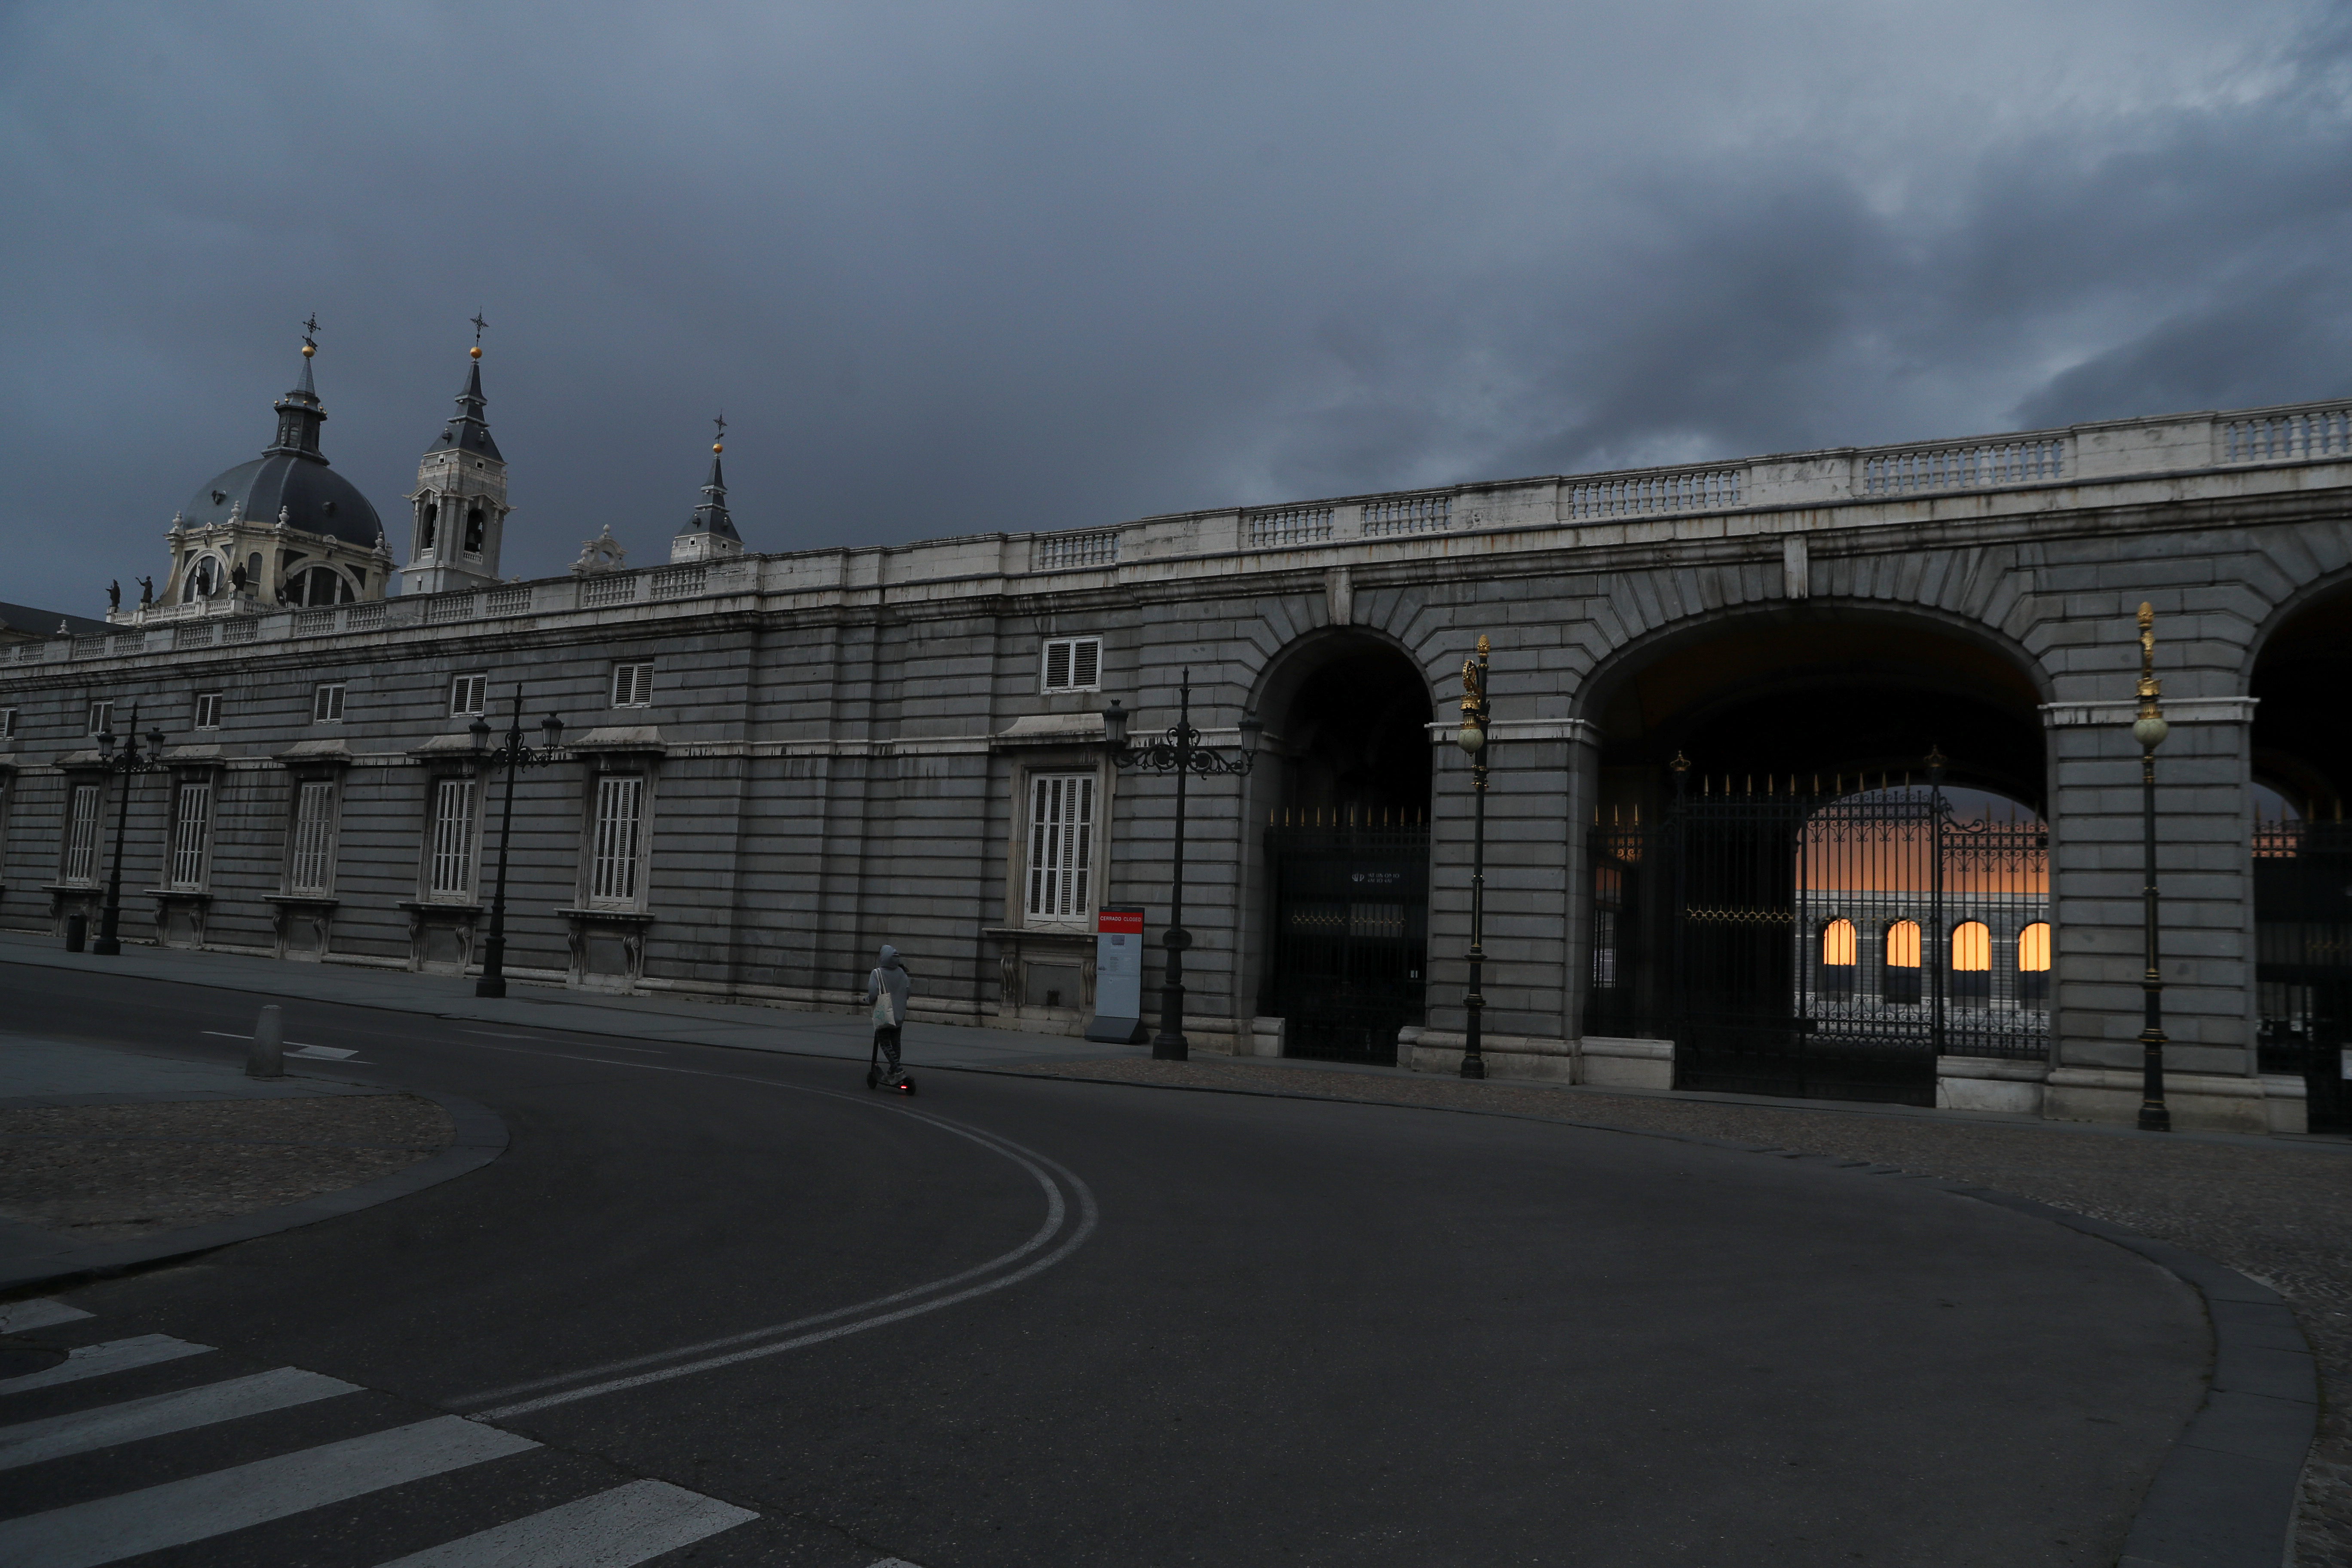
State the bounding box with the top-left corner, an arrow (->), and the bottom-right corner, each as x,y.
16,366 -> 2348,1133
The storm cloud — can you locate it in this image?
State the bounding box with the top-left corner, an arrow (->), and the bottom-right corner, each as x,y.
3,0 -> 2348,615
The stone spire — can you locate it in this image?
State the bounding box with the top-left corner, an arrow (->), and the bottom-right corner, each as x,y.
401,325 -> 512,597
671,416 -> 744,564
266,322 -> 328,460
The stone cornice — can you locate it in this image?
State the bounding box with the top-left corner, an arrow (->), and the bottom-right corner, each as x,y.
2039,697 -> 2259,727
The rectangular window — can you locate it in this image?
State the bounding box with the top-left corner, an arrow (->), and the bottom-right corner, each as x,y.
193,691 -> 223,730
450,674 -> 488,717
63,783 -> 101,883
88,700 -> 114,737
610,662 -> 655,708
428,777 -> 476,898
312,683 -> 346,723
168,779 -> 211,889
588,775 -> 646,906
0,708 -> 16,739
1025,772 -> 1096,922
1040,637 -> 1102,693
288,780 -> 336,895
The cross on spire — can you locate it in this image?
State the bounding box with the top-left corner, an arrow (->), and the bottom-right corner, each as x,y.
301,313 -> 320,348
714,412 -> 727,446
471,312 -> 488,346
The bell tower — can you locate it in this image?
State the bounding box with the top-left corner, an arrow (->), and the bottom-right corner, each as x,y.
401,319 -> 511,597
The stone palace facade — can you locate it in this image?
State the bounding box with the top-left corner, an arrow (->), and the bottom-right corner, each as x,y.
3,339 -> 2347,1135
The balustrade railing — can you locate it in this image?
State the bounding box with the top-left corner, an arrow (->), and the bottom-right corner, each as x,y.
649,565 -> 706,599
426,593 -> 477,624
2221,406 -> 2352,464
1565,468 -> 1744,519
1032,530 -> 1121,570
580,574 -> 638,608
346,602 -> 387,631
172,624 -> 215,649
1246,506 -> 1335,548
1361,494 -> 1453,536
292,610 -> 335,636
1862,439 -> 2065,496
486,585 -> 533,616
222,619 -> 258,643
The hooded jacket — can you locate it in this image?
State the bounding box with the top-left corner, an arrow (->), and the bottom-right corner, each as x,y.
865,945 -> 911,1028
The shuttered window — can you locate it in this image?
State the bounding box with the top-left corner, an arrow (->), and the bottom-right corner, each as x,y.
1041,637 -> 1102,693
589,775 -> 645,906
1025,773 -> 1095,921
168,780 -> 211,889
63,784 -> 101,883
289,781 -> 336,894
611,662 -> 655,707
428,777 -> 476,898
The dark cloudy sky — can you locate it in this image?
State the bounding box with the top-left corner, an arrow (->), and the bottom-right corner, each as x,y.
5,1 -> 2349,615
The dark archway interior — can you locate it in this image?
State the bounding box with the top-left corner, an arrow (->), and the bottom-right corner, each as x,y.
2251,585 -> 2352,819
1591,612 -> 2046,816
1277,643 -> 1433,817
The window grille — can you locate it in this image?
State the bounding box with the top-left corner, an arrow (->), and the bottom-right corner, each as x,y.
450,674 -> 488,717
2017,920 -> 2052,1003
1041,637 -> 1102,693
289,781 -> 336,895
589,775 -> 645,906
428,777 -> 476,898
63,784 -> 101,883
193,692 -> 223,730
88,701 -> 114,737
1882,919 -> 1923,1005
611,662 -> 655,707
1025,773 -> 1095,922
312,684 -> 346,723
1949,919 -> 1992,1005
169,780 -> 211,889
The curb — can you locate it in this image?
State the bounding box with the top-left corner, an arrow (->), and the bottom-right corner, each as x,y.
0,1085 -> 508,1296
968,1061 -> 2321,1568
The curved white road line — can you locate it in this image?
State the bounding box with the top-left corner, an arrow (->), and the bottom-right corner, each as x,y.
449,1052 -> 1098,1420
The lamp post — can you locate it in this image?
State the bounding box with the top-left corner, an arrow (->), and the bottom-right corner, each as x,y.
89,705 -> 169,956
2132,603 -> 2171,1133
1102,670 -> 1260,1061
1456,635 -> 1492,1079
468,688 -> 566,998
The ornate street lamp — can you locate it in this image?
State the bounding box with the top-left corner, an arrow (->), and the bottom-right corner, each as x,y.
468,688 -> 567,998
1455,635 -> 1491,1079
1102,670 -> 1260,1061
2132,603 -> 2171,1133
89,705 -> 169,956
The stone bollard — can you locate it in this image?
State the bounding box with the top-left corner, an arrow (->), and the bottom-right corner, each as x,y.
247,1004 -> 285,1080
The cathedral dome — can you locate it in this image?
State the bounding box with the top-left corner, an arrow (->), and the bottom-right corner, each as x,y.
180,453 -> 383,548
175,342 -> 383,548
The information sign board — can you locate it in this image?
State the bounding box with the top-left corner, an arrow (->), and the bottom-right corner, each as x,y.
1085,906 -> 1148,1044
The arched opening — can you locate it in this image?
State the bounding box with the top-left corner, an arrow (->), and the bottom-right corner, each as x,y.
464,504 -> 487,554
1580,606 -> 2050,1105
183,556 -> 221,600
1255,634 -> 1434,1064
288,566 -> 355,607
419,496 -> 439,552
2249,581 -> 2352,1132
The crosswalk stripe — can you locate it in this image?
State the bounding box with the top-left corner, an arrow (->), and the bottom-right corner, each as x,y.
0,1334 -> 211,1394
0,1299 -> 94,1334
0,1366 -> 361,1471
371,1478 -> 758,1566
0,1415 -> 538,1568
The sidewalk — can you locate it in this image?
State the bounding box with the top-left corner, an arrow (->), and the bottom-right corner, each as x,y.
0,1031 -> 502,1294
0,930 -> 1129,1072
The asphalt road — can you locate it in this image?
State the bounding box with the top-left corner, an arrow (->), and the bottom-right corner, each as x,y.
0,962 -> 2208,1567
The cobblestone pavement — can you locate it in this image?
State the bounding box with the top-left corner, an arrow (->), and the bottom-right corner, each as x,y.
0,1094 -> 454,1244
1011,1056 -> 2352,1568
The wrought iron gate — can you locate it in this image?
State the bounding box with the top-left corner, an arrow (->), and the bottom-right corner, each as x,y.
1265,810 -> 1429,1065
1586,772 -> 2049,1106
2254,816 -> 2352,1134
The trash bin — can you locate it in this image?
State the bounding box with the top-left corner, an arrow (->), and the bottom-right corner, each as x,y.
64,914 -> 86,952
